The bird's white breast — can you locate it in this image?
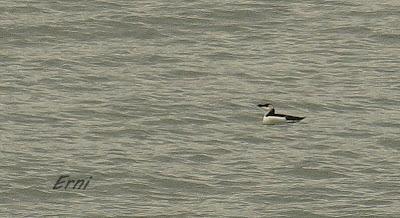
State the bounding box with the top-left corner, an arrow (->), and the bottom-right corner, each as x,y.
262,116 -> 286,125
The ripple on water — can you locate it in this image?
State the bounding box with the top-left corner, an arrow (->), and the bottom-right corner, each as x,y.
284,167 -> 349,180
377,138 -> 400,151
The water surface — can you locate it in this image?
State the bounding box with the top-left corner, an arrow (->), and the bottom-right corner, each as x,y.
1,0 -> 400,217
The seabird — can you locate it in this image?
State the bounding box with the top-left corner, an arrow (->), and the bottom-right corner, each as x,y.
258,103 -> 305,125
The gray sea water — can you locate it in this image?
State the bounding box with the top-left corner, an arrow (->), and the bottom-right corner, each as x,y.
1,0 -> 400,217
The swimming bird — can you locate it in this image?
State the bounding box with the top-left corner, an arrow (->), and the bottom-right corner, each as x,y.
257,103 -> 305,125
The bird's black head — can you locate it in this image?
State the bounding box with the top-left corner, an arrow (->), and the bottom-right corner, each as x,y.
258,103 -> 274,114
257,103 -> 270,107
